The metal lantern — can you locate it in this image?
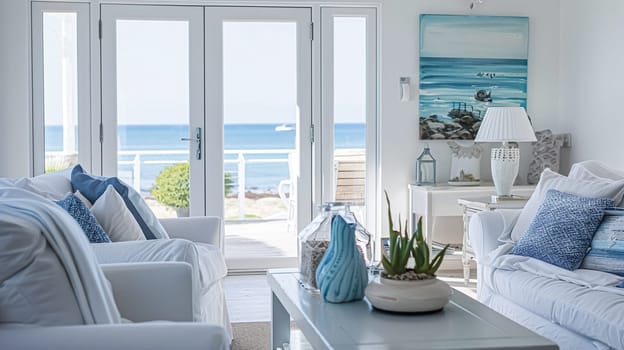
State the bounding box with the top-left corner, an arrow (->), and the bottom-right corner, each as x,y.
416,144 -> 436,185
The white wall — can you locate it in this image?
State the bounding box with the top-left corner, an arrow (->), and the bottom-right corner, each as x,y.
559,0 -> 624,173
0,0 -> 31,177
0,0 -> 563,225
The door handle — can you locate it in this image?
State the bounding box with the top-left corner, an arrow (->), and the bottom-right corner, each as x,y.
180,127 -> 202,160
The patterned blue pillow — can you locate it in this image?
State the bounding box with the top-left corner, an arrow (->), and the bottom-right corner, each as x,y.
511,189 -> 613,270
56,194 -> 111,243
581,210 -> 624,275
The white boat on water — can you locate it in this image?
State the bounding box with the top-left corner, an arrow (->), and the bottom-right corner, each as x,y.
274,124 -> 294,132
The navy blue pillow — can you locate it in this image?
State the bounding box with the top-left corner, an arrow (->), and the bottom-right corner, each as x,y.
511,189 -> 613,270
70,165 -> 157,240
56,194 -> 111,243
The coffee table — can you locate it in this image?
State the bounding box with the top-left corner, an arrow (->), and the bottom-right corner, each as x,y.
268,270 -> 558,349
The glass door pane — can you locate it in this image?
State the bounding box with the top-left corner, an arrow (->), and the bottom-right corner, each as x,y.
31,2 -> 90,175
333,16 -> 367,223
43,12 -> 78,172
101,5 -> 204,218
321,8 -> 377,233
205,8 -> 312,270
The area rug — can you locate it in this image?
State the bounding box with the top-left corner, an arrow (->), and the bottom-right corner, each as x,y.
231,321 -> 301,350
231,321 -> 270,350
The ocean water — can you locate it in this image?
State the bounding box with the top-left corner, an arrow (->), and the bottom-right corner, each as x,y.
419,57 -> 528,123
45,123 -> 365,192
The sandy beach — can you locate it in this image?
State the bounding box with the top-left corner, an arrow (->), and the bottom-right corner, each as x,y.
145,193 -> 288,220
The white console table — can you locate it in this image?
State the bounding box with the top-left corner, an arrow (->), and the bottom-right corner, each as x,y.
457,196 -> 530,284
408,184 -> 535,280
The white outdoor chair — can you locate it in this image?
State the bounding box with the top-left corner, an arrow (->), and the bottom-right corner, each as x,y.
278,151 -> 297,232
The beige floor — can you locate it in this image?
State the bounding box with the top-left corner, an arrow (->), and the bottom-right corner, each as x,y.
225,220 -> 296,259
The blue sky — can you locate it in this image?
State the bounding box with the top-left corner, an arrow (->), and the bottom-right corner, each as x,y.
420,15 -> 529,59
45,16 -> 366,126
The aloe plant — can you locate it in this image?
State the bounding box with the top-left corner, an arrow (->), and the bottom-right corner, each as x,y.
411,217 -> 449,276
381,191 -> 449,278
381,191 -> 415,276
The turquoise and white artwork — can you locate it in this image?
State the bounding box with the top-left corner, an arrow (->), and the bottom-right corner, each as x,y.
419,15 -> 529,140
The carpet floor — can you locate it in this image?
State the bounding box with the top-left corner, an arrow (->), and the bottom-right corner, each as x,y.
231,321 -> 306,350
231,321 -> 270,350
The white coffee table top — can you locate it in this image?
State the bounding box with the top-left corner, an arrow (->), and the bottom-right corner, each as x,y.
268,270 -> 558,349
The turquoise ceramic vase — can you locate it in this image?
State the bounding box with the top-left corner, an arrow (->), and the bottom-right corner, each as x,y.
315,215 -> 368,303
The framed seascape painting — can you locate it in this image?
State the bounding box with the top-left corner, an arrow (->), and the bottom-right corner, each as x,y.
419,15 -> 529,140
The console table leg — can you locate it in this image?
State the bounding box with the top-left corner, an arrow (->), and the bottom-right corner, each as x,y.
423,214 -> 434,260
271,292 -> 290,350
463,260 -> 471,285
462,210 -> 471,285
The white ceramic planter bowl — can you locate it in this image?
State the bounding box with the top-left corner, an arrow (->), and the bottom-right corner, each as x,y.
365,277 -> 452,313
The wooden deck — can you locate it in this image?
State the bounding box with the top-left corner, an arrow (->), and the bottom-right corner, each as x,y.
334,149 -> 366,206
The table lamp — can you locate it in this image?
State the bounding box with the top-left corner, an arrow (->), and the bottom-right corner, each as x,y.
475,107 -> 537,198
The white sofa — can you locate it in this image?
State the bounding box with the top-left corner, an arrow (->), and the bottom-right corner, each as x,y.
0,171 -> 232,342
470,207 -> 624,349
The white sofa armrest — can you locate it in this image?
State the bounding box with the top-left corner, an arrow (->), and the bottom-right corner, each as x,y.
160,216 -> 223,249
468,209 -> 522,262
0,323 -> 229,350
101,262 -> 193,322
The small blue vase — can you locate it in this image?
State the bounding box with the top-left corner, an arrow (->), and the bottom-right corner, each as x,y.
315,215 -> 368,303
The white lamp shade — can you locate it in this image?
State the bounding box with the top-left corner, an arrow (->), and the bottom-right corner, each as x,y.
475,107 -> 537,143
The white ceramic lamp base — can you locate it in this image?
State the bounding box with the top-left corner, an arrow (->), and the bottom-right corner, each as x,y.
491,148 -> 520,197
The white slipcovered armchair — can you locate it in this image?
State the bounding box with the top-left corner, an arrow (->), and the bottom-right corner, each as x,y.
0,169 -> 232,344
91,216 -> 232,337
0,188 -> 229,349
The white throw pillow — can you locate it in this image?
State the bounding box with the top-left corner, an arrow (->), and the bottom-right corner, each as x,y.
32,172 -> 73,196
74,190 -> 93,209
91,185 -> 146,242
510,168 -> 624,242
569,160 -> 624,181
569,161 -> 624,207
0,175 -> 70,200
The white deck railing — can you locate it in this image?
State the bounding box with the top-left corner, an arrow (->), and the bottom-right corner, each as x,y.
117,149 -> 292,219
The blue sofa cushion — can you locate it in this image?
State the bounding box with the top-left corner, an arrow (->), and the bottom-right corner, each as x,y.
70,165 -> 160,240
511,189 -> 613,270
581,209 -> 624,276
56,194 -> 111,243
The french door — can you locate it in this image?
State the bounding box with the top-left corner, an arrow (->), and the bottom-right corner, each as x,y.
100,5 -> 312,269
100,5 -> 205,216
205,7 -> 312,270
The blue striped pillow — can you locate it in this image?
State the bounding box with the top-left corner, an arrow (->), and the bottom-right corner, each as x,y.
581,210 -> 624,276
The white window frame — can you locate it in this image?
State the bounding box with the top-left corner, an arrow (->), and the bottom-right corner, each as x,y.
31,1 -> 91,175
319,7 -> 378,233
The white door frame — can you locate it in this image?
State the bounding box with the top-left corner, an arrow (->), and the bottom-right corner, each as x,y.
204,6 -> 313,231
99,4 -> 206,215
